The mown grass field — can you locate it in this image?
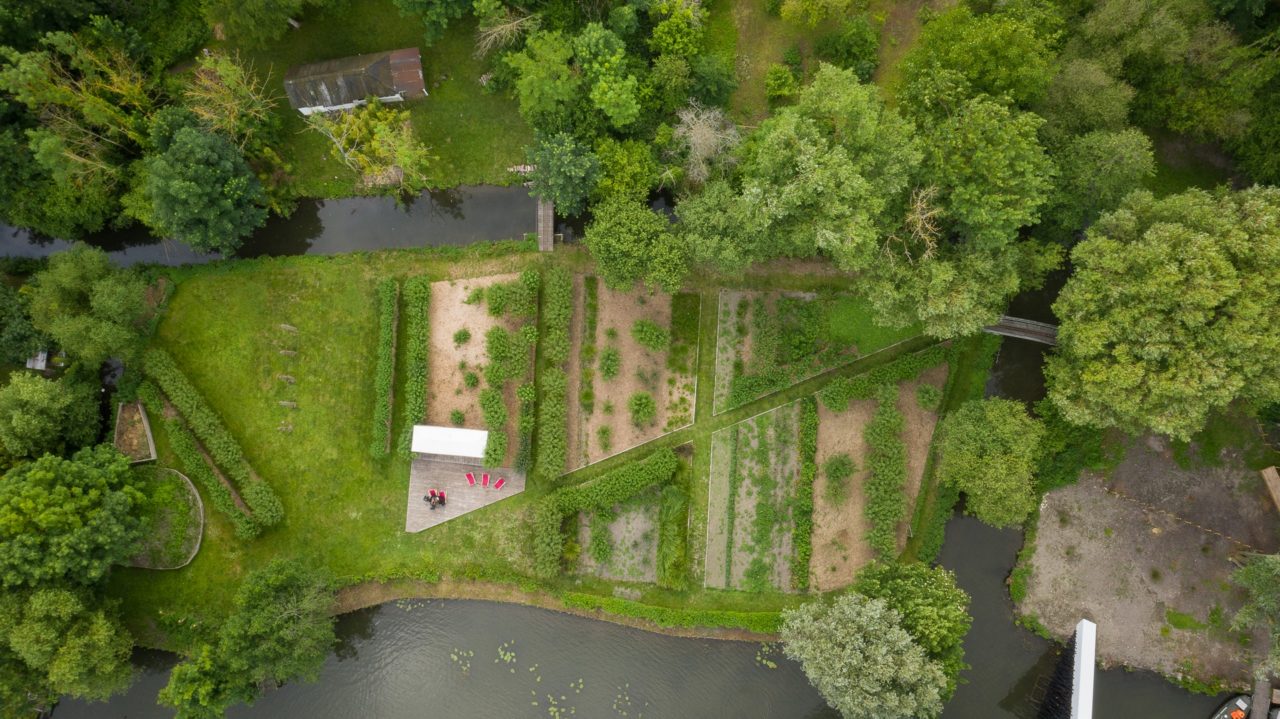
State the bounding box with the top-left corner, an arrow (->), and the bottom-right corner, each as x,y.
226,0 -> 530,197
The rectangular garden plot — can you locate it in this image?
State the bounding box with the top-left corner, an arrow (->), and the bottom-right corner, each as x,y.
703,401 -> 804,592
114,401 -> 156,464
712,290 -> 915,414
575,488 -> 660,583
567,282 -> 698,470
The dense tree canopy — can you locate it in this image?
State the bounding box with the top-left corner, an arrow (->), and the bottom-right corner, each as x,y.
0,284 -> 46,364
1044,128 -> 1155,236
0,446 -> 143,589
781,593 -> 946,719
203,0 -> 335,48
26,243 -> 146,365
528,132 -> 601,216
160,560 -> 336,718
1047,187 -> 1280,440
936,398 -> 1044,528
0,371 -> 99,460
584,198 -> 687,291
1231,553 -> 1280,674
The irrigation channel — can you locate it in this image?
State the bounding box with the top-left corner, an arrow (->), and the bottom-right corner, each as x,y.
17,190 -> 1226,718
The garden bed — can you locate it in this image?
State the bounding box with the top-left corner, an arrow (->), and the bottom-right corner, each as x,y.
568,283 -> 698,470
127,467 -> 204,570
575,489 -> 661,584
114,401 -> 157,464
703,401 -> 804,592
712,290 -> 913,414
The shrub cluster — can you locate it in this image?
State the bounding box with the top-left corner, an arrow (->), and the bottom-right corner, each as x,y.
479,387 -> 508,466
396,277 -> 432,456
656,484 -> 689,590
628,391 -> 657,427
916,384 -> 942,411
823,453 -> 855,503
370,279 -> 399,459
484,325 -> 538,387
600,347 -> 621,379
588,508 -> 615,564
143,348 -> 283,527
138,381 -> 260,539
631,318 -> 671,352
819,344 -> 949,411
532,449 -> 679,578
561,593 -> 780,633
535,268 -> 573,480
864,384 -> 907,557
486,269 -> 541,318
791,398 -> 818,590
515,383 -> 537,471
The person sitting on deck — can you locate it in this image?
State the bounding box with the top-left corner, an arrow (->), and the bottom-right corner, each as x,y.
437,491 -> 447,506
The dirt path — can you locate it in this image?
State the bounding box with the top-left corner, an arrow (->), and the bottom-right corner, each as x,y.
426,275 -> 520,430
810,399 -> 877,591
895,364 -> 948,550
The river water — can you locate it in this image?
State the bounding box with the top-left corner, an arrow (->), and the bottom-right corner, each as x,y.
29,194 -> 1228,718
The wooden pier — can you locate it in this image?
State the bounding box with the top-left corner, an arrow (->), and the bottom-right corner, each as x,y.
984,315 -> 1059,346
537,198 -> 554,251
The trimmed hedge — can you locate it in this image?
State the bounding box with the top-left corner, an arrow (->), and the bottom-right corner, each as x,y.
656,483 -> 689,590
791,397 -> 818,590
480,387 -> 508,468
142,348 -> 283,527
818,344 -> 949,411
864,384 -> 907,557
370,279 -> 399,459
396,277 -> 432,456
540,267 -> 572,365
561,593 -> 780,634
138,381 -> 261,539
514,382 -> 536,472
579,276 -> 599,413
534,268 -> 573,480
532,449 -> 680,578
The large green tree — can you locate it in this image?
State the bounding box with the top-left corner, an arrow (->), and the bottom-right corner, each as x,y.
203,0 -> 336,48
160,560 -> 335,717
1047,187 -> 1280,440
936,398 -> 1044,528
781,593 -> 946,719
585,197 -> 687,291
0,284 -> 46,365
26,243 -> 146,365
0,371 -> 99,460
1045,128 -> 1154,236
1231,553 -> 1280,675
527,132 -> 601,216
855,562 -> 971,693
0,446 -> 143,588
145,117 -> 267,254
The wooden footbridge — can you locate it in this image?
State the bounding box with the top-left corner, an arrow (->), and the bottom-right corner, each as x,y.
984,316 -> 1058,345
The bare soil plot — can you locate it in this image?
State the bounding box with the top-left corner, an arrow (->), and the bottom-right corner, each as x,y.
704,401 -> 802,591
1022,474 -> 1252,685
895,364 -> 948,549
114,402 -> 156,463
571,285 -> 697,469
427,274 -> 523,464
810,398 -> 876,591
576,491 -> 660,583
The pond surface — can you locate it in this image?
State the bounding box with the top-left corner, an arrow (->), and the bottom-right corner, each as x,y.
0,186 -> 539,266
52,600 -> 835,719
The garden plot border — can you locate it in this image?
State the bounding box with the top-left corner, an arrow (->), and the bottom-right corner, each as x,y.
114,401 -> 157,465
563,292 -> 703,477
126,468 -> 205,570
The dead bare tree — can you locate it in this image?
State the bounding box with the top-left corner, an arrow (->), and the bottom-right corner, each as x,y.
475,9 -> 541,58
672,102 -> 740,187
882,186 -> 942,265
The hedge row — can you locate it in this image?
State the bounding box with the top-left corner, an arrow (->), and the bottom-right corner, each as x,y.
791,397 -> 818,590
534,268 -> 573,481
138,381 -> 261,539
514,383 -> 536,472
579,276 -> 599,413
532,449 -> 680,578
396,277 -> 432,457
818,344 -> 949,411
864,384 -> 907,557
479,387 -> 508,468
656,484 -> 689,590
484,325 -> 537,388
561,593 -> 780,634
142,348 -> 283,527
370,279 -> 399,459
541,267 -> 572,365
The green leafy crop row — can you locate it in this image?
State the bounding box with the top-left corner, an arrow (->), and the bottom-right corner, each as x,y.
535,268 -> 573,480
791,397 -> 818,590
486,269 -> 541,318
142,348 -> 283,527
396,277 -> 432,457
864,384 -> 906,557
656,483 -> 689,590
819,344 -> 949,411
370,279 -> 399,459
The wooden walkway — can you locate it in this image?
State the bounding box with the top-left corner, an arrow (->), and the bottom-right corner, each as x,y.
537,198 -> 554,251
984,315 -> 1058,345
405,456 -> 525,532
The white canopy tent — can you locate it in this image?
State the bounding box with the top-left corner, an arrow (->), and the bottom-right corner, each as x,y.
410,425 -> 489,459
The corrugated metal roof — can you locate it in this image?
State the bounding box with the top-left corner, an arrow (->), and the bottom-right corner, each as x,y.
283,48 -> 426,110
411,425 -> 489,458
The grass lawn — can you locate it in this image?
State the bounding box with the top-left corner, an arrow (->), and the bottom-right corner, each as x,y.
226,0 -> 530,197
712,0 -> 814,123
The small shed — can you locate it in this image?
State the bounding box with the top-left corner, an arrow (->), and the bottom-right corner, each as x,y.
283,48 -> 426,115
411,425 -> 488,462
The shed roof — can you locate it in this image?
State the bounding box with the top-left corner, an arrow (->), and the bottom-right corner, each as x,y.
283,48 -> 425,110
411,425 -> 489,458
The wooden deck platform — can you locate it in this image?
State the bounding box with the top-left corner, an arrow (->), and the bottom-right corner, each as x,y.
984,315 -> 1059,345
405,456 -> 525,532
537,198 -> 554,251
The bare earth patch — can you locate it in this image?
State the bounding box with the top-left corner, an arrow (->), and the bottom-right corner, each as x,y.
575,285 -> 694,468
576,492 -> 660,584
810,398 -> 876,591
895,364 -> 948,549
427,274 -> 523,463
114,402 -> 155,462
1022,474 -> 1252,686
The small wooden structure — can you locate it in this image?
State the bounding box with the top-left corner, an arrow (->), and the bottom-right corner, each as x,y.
984,315 -> 1059,345
537,198 -> 555,251
1262,466 -> 1280,513
283,48 -> 426,115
